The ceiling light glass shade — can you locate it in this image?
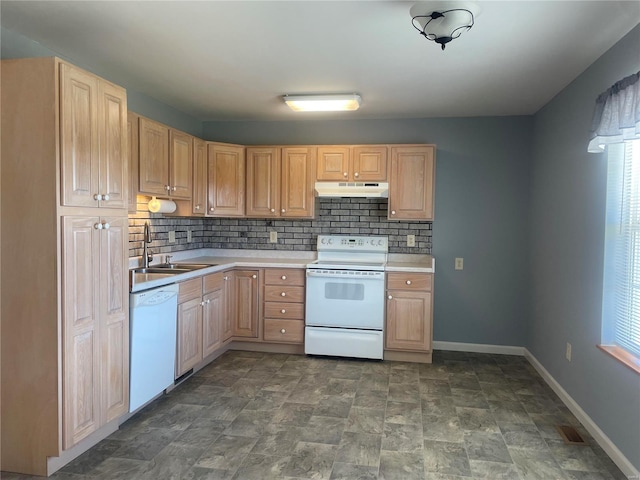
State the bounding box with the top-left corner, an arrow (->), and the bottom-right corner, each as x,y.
410,2 -> 480,50
283,94 -> 362,112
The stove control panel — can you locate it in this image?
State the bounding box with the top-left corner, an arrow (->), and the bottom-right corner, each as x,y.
317,235 -> 388,252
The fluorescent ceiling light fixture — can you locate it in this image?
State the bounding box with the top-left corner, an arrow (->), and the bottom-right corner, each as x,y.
283,94 -> 362,112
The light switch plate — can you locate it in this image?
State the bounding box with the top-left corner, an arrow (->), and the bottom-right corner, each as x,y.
269,231 -> 278,243
187,230 -> 192,243
407,235 -> 415,247
455,257 -> 464,270
168,230 -> 176,243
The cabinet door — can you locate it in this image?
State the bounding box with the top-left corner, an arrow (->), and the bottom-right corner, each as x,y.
386,290 -> 432,352
176,297 -> 203,378
352,146 -> 388,181
62,216 -> 100,448
234,270 -> 259,338
202,289 -> 223,357
389,146 -> 435,220
127,112 -> 139,213
281,147 -> 315,218
99,216 -> 129,421
317,146 -> 350,181
139,117 -> 169,196
192,138 -> 207,215
60,63 -> 100,207
169,129 -> 193,199
207,144 -> 245,216
246,147 -> 280,217
98,81 -> 127,209
222,271 -> 235,341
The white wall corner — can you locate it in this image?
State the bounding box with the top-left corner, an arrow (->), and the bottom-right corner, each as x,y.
524,349 -> 640,479
433,341 -> 525,356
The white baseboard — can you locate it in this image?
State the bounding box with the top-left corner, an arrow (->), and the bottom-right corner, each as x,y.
524,349 -> 640,480
433,341 -> 525,356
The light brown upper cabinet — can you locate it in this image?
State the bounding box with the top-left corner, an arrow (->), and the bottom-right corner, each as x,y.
127,111 -> 139,213
60,63 -> 127,209
388,145 -> 435,220
191,138 -> 207,215
138,117 -> 192,199
317,145 -> 387,182
207,143 -> 245,217
246,146 -> 316,219
281,147 -> 316,218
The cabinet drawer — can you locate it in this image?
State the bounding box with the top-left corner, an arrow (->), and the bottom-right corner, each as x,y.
264,285 -> 305,302
264,319 -> 304,344
265,268 -> 305,286
264,302 -> 304,320
178,277 -> 202,303
203,272 -> 223,293
387,272 -> 432,291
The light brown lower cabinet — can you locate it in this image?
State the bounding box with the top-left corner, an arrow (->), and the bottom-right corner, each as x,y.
176,273 -> 223,378
385,272 -> 433,352
222,270 -> 235,341
233,270 -> 260,338
263,268 -> 305,344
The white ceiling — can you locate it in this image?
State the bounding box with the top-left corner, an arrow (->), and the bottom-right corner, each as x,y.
1,1 -> 639,121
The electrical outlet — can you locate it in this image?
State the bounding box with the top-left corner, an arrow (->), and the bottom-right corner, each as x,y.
566,342 -> 572,362
407,234 -> 415,247
168,230 -> 176,243
455,257 -> 464,270
269,231 -> 278,243
187,230 -> 192,242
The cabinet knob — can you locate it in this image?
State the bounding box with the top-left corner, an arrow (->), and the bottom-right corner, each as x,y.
103,194 -> 110,201
200,301 -> 205,306
343,172 -> 348,177
252,274 -> 257,279
210,207 -> 215,212
224,276 -> 228,281
195,205 -> 200,210
281,209 -> 285,213
281,309 -> 286,314
281,275 -> 287,280
165,185 -> 171,191
271,208 -> 275,213
94,194 -> 103,201
172,186 -> 177,191
280,292 -> 286,297
406,280 -> 412,285
102,222 -> 110,230
388,295 -> 393,300
354,172 -> 359,178
391,210 -> 396,215
94,222 -> 103,230
280,329 -> 286,334
206,299 -> 211,304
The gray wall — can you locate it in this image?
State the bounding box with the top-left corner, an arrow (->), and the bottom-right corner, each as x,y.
203,116 -> 534,347
530,24 -> 640,468
0,26 -> 203,137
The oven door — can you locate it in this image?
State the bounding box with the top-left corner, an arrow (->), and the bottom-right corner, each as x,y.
305,269 -> 385,329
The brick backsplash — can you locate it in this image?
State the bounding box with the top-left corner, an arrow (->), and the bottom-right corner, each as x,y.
128,198 -> 432,259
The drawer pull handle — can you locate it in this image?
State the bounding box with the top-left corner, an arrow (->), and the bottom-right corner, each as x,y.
281,309 -> 286,314
280,329 -> 286,334
281,292 -> 286,297
281,275 -> 287,280
388,295 -> 393,300
406,280 -> 412,285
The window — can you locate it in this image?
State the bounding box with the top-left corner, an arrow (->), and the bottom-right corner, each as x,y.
601,139 -> 640,371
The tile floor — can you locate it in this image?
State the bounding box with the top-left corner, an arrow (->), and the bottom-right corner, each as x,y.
2,350 -> 628,480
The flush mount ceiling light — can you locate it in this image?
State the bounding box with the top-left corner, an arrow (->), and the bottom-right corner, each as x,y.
283,94 -> 362,112
410,1 -> 480,51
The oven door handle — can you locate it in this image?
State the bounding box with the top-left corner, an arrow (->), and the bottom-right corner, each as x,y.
306,270 -> 385,280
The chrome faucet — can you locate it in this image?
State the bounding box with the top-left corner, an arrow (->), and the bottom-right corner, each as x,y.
142,221 -> 153,268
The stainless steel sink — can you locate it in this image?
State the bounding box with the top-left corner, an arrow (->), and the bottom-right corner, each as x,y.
154,263 -> 212,271
133,267 -> 192,274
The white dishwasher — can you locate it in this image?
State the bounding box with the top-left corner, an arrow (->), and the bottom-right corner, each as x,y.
129,283 -> 179,413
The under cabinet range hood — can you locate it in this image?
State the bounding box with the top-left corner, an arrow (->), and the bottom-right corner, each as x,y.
314,181 -> 389,198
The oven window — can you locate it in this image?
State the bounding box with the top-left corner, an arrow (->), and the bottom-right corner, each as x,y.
324,282 -> 365,301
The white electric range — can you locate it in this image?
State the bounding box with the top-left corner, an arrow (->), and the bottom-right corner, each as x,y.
305,235 -> 388,360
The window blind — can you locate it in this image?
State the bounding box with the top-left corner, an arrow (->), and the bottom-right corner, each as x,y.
603,139 -> 640,358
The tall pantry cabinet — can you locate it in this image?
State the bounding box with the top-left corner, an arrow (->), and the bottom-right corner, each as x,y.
1,57 -> 129,476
